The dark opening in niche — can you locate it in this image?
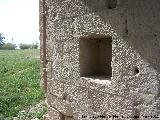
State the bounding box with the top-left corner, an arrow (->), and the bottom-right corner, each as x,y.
79,37 -> 112,78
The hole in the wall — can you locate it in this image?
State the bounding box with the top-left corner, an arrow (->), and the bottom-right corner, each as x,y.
108,0 -> 117,9
79,37 -> 112,78
134,67 -> 139,75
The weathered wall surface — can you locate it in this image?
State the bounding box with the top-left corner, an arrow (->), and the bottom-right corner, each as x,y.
40,0 -> 160,119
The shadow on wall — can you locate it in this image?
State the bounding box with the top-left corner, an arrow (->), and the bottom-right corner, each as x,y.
82,0 -> 160,73
126,0 -> 160,73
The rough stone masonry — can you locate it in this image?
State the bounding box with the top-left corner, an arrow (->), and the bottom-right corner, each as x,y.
40,0 -> 160,120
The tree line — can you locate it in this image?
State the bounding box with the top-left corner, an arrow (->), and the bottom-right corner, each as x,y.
0,33 -> 39,50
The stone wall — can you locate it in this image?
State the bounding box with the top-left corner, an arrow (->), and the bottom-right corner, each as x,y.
40,0 -> 160,119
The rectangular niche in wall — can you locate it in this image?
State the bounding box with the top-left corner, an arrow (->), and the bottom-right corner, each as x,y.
79,37 -> 112,78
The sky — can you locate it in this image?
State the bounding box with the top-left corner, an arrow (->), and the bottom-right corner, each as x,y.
0,0 -> 39,46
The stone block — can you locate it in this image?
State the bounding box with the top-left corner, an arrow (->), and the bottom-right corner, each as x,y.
88,89 -> 108,113
65,116 -> 74,120
46,0 -> 90,19
48,106 -> 63,120
48,80 -> 64,97
47,93 -> 57,106
48,94 -> 73,117
41,0 -> 160,119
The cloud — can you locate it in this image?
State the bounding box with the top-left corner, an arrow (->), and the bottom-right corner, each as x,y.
0,0 -> 39,44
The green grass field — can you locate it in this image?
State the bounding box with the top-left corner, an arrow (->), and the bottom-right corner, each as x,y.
0,49 -> 45,119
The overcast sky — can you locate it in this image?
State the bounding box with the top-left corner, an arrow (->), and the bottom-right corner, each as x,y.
0,0 -> 39,45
